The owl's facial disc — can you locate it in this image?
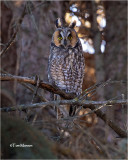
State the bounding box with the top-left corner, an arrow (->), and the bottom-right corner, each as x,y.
60,30 -> 77,48
53,29 -> 78,48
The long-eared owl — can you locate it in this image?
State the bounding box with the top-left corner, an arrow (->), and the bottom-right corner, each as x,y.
48,18 -> 85,116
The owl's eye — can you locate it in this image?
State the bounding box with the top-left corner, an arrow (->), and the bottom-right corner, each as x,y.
68,34 -> 72,40
58,36 -> 62,40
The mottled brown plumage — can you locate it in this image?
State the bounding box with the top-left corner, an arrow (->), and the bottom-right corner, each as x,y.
48,18 -> 85,116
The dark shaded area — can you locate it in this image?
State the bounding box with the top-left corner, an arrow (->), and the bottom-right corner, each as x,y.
1,113 -> 57,159
104,1 -> 127,99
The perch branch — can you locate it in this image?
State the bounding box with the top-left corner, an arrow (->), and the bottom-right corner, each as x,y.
1,73 -> 127,138
1,73 -> 126,100
0,73 -> 74,99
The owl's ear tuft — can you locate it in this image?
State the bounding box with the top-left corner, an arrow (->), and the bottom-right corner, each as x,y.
69,20 -> 76,28
55,18 -> 62,28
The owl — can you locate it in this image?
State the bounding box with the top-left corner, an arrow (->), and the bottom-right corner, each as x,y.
48,18 -> 85,116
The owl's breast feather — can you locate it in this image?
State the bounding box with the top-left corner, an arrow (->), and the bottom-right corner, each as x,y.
49,44 -> 85,94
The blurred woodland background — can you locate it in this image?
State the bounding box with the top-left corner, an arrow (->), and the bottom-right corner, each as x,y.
1,0 -> 127,159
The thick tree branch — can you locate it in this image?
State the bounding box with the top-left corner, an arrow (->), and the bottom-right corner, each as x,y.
0,73 -> 75,99
1,73 -> 127,138
1,73 -> 126,100
88,105 -> 127,138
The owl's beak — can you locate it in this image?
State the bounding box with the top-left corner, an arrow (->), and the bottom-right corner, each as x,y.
64,39 -> 67,47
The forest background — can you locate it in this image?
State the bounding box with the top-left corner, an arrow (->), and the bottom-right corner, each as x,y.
1,0 -> 127,159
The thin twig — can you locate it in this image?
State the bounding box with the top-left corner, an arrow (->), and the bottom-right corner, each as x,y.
1,73 -> 127,137
0,4 -> 27,56
121,94 -> 127,130
31,75 -> 40,103
1,70 -> 47,102
74,122 -> 111,158
21,82 -> 47,102
85,104 -> 127,138
0,73 -> 75,99
1,99 -> 127,112
0,1 -> 48,57
79,79 -> 111,100
1,73 -> 126,100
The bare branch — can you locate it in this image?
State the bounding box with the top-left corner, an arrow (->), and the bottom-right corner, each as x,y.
0,1 -> 48,57
1,73 -> 127,138
0,73 -> 74,99
74,122 -> 111,158
0,4 -> 27,56
1,99 -> 127,112
20,82 -> 47,102
1,99 -> 127,138
88,104 -> 127,138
